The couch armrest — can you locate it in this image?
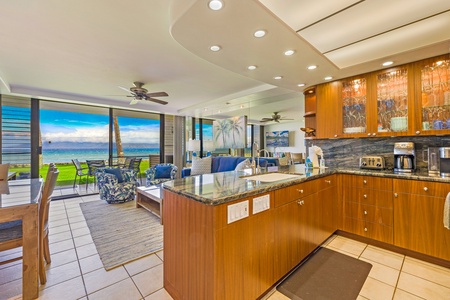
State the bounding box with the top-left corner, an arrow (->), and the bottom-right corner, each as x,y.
181,168 -> 191,178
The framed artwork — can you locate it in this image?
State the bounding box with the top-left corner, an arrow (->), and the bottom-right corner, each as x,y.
266,130 -> 289,147
213,116 -> 247,149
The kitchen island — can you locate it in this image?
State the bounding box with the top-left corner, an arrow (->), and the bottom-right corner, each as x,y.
162,165 -> 450,300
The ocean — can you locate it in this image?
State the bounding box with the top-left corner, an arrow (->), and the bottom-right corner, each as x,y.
42,147 -> 160,164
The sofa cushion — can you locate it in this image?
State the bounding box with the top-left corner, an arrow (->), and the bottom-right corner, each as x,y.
104,168 -> 124,183
155,165 -> 173,179
235,159 -> 250,171
217,157 -> 241,172
191,156 -> 212,175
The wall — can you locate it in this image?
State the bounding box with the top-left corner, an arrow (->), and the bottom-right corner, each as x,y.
263,121 -> 306,155
305,135 -> 450,171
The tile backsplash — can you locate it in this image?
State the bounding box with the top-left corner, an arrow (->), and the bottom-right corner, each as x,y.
305,135 -> 450,171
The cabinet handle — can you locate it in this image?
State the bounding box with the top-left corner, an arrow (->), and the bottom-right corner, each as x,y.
394,193 -> 398,198
364,227 -> 368,232
325,180 -> 331,184
334,134 -> 338,138
424,187 -> 428,192
363,180 -> 367,184
364,210 -> 368,215
297,200 -> 304,205
363,194 -> 367,199
367,133 -> 371,136
416,131 -> 421,135
372,133 -> 376,136
296,189 -> 304,193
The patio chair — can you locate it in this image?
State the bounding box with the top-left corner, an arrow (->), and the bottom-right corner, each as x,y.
145,163 -> 178,186
133,158 -> 143,181
95,168 -> 139,204
71,159 -> 89,190
86,160 -> 106,187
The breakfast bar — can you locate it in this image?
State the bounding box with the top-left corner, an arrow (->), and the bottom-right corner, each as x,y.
162,165 -> 450,300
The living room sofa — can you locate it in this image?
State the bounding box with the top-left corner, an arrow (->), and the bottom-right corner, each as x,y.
181,156 -> 278,178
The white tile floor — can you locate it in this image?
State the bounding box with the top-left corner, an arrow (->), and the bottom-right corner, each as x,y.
1,194 -> 450,300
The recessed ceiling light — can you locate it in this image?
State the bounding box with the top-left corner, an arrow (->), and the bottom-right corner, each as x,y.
324,76 -> 333,80
273,76 -> 282,80
284,50 -> 295,56
297,83 -> 305,87
254,30 -> 266,38
210,45 -> 221,52
307,65 -> 317,70
208,0 -> 223,10
204,108 -> 208,111
240,105 -> 244,108
247,65 -> 257,70
382,61 -> 393,66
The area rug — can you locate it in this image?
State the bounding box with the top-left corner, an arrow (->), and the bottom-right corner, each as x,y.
80,200 -> 163,270
277,247 -> 372,300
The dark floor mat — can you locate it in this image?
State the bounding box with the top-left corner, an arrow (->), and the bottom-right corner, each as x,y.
277,247 -> 372,300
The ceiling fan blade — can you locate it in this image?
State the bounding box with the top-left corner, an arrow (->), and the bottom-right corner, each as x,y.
119,86 -> 130,92
280,118 -> 294,120
146,91 -> 168,97
129,98 -> 140,105
145,97 -> 168,105
260,118 -> 273,122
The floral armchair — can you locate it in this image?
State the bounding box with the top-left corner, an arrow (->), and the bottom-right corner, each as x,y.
95,168 -> 139,204
145,163 -> 178,186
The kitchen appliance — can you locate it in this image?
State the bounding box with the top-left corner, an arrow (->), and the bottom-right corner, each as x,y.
359,156 -> 385,170
394,142 -> 415,173
423,147 -> 440,176
439,147 -> 450,177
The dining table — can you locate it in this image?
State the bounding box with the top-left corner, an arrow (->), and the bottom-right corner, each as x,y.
0,178 -> 43,300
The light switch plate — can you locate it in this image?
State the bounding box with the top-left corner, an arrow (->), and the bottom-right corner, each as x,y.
253,194 -> 270,214
227,200 -> 249,224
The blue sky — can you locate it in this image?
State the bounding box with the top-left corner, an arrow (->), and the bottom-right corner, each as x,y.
40,110 -> 160,144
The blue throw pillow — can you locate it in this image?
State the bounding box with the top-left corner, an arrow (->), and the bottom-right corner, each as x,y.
104,168 -> 124,183
155,165 -> 172,179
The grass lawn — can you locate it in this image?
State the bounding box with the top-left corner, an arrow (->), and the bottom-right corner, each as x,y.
9,160 -> 150,186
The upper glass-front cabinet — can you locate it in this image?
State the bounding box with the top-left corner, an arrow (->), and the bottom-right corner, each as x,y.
376,68 -> 409,133
342,78 -> 367,135
418,57 -> 450,132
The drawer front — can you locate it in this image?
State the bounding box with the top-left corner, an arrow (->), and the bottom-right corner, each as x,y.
344,217 -> 393,244
394,179 -> 450,198
342,175 -> 392,190
274,179 -> 318,207
343,187 -> 393,208
347,201 -> 393,226
316,175 -> 337,191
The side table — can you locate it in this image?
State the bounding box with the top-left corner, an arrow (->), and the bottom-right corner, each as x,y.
136,185 -> 163,224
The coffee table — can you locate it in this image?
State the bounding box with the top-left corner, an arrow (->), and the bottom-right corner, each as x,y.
136,185 -> 163,224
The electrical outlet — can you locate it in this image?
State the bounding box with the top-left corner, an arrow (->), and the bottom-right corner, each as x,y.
227,200 -> 249,224
253,194 -> 270,214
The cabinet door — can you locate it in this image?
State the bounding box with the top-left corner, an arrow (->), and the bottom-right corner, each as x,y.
319,185 -> 337,242
316,82 -> 340,138
394,192 -> 450,261
274,193 -> 320,279
414,55 -> 450,135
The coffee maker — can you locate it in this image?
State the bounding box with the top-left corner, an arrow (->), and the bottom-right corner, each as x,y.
394,142 -> 416,173
439,147 -> 450,177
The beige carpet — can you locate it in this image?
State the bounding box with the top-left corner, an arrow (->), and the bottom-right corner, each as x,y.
80,200 -> 163,270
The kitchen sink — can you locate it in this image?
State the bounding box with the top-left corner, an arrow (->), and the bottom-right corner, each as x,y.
240,172 -> 303,182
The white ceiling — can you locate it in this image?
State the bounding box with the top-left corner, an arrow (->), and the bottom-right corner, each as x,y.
0,0 -> 449,125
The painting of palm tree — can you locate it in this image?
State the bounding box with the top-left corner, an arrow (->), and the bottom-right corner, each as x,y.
213,116 -> 247,149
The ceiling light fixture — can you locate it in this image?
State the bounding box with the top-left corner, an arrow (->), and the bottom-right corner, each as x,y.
254,30 -> 266,38
208,0 -> 223,10
324,76 -> 333,80
210,45 -> 221,52
297,83 -> 305,87
274,76 -> 282,80
240,105 -> 244,108
284,50 -> 295,56
307,65 -> 317,70
247,65 -> 257,70
382,61 -> 394,66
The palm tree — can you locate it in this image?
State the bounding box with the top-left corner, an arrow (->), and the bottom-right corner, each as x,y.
113,116 -> 124,161
214,119 -> 230,148
228,116 -> 244,148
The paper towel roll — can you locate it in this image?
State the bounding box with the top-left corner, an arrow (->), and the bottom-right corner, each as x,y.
309,147 -> 319,168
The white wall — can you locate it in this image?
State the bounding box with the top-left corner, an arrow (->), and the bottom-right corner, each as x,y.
263,121 -> 306,155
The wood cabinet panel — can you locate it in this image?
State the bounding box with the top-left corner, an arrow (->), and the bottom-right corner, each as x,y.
316,81 -> 340,138
394,178 -> 450,198
343,187 -> 393,208
274,179 -> 318,207
316,174 -> 337,190
342,174 -> 392,190
345,217 -> 393,244
347,202 -> 393,226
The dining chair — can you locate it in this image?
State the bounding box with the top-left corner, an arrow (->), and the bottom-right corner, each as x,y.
71,159 -> 89,190
133,158 -> 142,182
86,160 -> 105,189
0,164 -> 58,285
0,163 -> 10,194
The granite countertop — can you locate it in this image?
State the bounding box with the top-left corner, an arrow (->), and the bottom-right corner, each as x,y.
162,164 -> 450,206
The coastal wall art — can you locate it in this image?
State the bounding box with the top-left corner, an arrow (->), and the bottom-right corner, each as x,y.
213,116 -> 247,149
266,130 -> 289,147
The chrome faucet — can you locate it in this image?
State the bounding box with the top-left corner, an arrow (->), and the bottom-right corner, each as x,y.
259,149 -> 270,157
252,141 -> 260,173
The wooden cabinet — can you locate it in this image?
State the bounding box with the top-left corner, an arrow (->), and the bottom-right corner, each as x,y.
342,175 -> 393,243
303,87 -> 317,139
274,175 -> 336,279
310,54 -> 450,138
393,179 -> 450,261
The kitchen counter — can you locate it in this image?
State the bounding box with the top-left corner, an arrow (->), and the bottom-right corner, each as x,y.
162,164 -> 450,205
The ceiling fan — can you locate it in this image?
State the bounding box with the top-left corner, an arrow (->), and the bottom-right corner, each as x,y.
119,81 -> 168,105
260,112 -> 293,123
